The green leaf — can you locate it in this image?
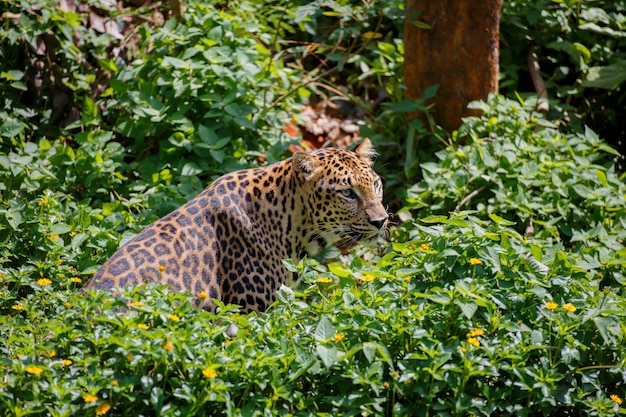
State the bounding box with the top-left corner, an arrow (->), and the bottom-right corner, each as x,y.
316,344 -> 338,369
327,262 -> 352,278
456,300 -> 478,319
582,62 -> 626,89
314,316 -> 335,342
489,213 -> 516,226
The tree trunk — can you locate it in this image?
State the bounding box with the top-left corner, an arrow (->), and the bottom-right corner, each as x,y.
404,0 -> 502,132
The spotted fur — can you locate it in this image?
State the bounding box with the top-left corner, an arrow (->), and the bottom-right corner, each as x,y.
83,139 -> 388,312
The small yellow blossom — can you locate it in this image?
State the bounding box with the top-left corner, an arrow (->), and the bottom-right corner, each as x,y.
126,354 -> 133,361
64,302 -> 71,308
57,259 -> 63,265
467,337 -> 480,347
419,243 -> 430,251
62,359 -> 73,366
382,382 -> 389,389
198,291 -> 208,300
70,277 -> 82,283
469,258 -> 482,265
96,403 -> 111,415
317,277 -> 332,283
38,198 -> 48,206
83,394 -> 98,403
42,349 -> 57,358
137,324 -> 150,330
403,276 -> 411,283
223,340 -> 234,347
111,380 -> 118,387
36,278 -> 52,286
69,231 -> 77,237
50,234 -> 60,240
25,365 -> 44,376
166,314 -> 180,322
545,301 -> 558,310
129,301 -> 144,307
562,303 -> 577,313
360,274 -> 375,282
467,328 -> 485,338
333,332 -> 346,343
610,394 -> 622,405
12,304 -> 23,311
164,343 -> 174,351
202,368 -> 218,378
159,265 -> 166,273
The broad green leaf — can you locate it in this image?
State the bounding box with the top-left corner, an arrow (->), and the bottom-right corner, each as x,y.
314,316 -> 335,342
456,300 -> 478,319
582,62 -> 626,89
316,344 -> 338,369
327,262 -> 352,278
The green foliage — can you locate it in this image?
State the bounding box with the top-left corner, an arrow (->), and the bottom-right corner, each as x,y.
403,94 -> 626,285
501,0 -> 626,147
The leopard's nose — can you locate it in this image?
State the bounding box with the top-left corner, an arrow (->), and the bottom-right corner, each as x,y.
369,216 -> 388,230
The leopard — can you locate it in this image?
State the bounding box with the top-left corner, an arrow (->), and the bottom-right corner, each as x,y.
83,139 -> 388,312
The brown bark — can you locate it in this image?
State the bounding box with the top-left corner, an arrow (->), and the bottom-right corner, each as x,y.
404,0 -> 502,132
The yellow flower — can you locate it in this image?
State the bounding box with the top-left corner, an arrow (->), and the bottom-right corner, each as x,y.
562,303 -> 577,313
70,277 -> 82,283
83,394 -> 98,403
159,265 -> 166,273
25,365 -> 44,376
467,328 -> 485,338
62,359 -> 73,366
50,234 -> 60,240
36,278 -> 52,286
419,243 -> 430,251
467,337 -> 480,347
198,291 -> 208,299
382,382 -> 389,389
360,274 -> 375,282
469,258 -> 482,265
333,332 -> 346,343
64,302 -> 72,308
166,314 -> 180,322
69,231 -> 77,237
610,394 -> 622,405
12,304 -> 23,311
545,301 -> 558,310
403,276 -> 411,283
137,324 -> 150,330
164,343 -> 174,351
96,403 -> 111,415
129,301 -> 144,307
42,349 -> 57,358
316,277 -> 332,283
111,380 -> 118,387
202,368 -> 218,378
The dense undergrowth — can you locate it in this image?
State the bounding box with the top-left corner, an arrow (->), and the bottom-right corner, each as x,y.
1,0 -> 626,416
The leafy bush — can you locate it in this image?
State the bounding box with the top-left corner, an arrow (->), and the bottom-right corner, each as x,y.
404,94 -> 626,284
501,0 -> 626,153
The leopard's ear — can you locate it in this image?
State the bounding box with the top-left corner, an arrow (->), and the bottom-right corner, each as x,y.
292,152 -> 321,182
354,138 -> 377,166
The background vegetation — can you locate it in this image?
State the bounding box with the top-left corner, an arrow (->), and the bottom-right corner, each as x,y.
1,0 -> 624,416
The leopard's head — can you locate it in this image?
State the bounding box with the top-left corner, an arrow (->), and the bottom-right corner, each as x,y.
292,138 -> 388,254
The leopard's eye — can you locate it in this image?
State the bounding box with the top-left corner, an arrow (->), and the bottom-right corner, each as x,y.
340,189 -> 358,200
